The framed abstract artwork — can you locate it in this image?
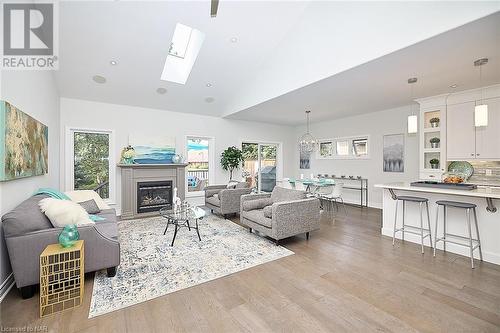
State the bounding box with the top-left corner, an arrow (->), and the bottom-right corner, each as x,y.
129,134 -> 176,164
383,133 -> 404,172
0,101 -> 48,181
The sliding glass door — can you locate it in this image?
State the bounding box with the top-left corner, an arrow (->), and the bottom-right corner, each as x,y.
242,142 -> 279,192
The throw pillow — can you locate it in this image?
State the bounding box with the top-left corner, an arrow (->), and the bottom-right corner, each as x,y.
263,205 -> 273,219
235,182 -> 249,189
226,181 -> 238,189
39,198 -> 95,227
242,197 -> 273,211
79,199 -> 101,214
65,190 -> 111,210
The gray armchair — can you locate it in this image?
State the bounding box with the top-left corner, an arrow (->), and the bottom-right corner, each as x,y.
205,182 -> 252,218
240,187 -> 320,245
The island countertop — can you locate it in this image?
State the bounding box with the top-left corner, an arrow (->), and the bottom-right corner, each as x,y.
374,182 -> 500,200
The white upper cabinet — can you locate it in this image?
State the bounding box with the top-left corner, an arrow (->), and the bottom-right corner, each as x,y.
447,101 -> 476,160
475,97 -> 500,159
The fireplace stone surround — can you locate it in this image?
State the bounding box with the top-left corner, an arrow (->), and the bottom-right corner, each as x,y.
118,163 -> 187,219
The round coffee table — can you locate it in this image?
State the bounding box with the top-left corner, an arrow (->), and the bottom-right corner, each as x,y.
159,206 -> 206,246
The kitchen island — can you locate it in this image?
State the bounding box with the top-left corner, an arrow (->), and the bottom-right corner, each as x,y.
375,182 -> 500,265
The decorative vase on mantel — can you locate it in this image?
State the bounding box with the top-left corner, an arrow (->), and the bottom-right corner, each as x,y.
120,145 -> 136,164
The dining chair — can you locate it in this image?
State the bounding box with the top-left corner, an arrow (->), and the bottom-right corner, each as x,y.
323,183 -> 348,215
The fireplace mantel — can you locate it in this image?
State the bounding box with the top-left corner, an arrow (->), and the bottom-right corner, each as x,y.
118,163 -> 187,219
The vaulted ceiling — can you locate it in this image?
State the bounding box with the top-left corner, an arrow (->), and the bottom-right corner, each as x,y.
55,1 -> 500,124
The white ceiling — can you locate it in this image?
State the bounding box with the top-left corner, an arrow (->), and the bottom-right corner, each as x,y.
56,1 -> 500,123
228,10 -> 500,125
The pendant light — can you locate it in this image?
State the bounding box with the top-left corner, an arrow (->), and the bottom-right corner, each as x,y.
407,77 -> 418,134
474,58 -> 488,127
298,110 -> 318,154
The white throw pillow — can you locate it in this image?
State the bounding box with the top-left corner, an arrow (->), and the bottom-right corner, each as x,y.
227,181 -> 238,189
39,198 -> 95,227
65,190 -> 111,210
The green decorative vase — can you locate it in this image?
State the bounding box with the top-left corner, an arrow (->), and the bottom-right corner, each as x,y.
58,225 -> 80,248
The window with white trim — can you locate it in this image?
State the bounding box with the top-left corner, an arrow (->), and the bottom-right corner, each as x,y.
317,135 -> 370,159
66,128 -> 115,202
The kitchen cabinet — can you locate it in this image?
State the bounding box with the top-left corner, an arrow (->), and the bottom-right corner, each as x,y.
447,98 -> 500,160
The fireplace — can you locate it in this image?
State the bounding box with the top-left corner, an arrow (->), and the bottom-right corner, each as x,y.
137,181 -> 173,214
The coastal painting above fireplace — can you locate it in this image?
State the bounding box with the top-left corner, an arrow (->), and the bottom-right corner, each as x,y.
129,134 -> 176,164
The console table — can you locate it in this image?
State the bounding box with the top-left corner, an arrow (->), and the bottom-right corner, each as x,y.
319,175 -> 368,208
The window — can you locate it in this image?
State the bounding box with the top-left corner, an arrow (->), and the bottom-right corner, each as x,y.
66,128 -> 115,202
352,138 -> 368,156
317,135 -> 370,160
186,136 -> 214,194
336,140 -> 350,156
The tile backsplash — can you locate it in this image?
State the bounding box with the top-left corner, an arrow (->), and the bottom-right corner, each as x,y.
467,161 -> 500,185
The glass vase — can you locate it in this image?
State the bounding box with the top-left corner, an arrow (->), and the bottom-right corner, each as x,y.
58,225 -> 80,248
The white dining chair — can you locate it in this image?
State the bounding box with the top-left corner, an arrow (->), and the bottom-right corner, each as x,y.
314,184 -> 334,211
323,183 -> 348,215
281,178 -> 294,189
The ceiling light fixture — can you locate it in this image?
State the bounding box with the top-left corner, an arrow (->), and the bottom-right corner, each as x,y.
298,110 -> 318,154
92,75 -> 106,84
230,37 -> 238,43
110,60 -> 117,66
206,83 -> 212,87
156,87 -> 167,95
474,58 -> 488,127
205,97 -> 215,103
449,84 -> 458,89
407,77 -> 418,134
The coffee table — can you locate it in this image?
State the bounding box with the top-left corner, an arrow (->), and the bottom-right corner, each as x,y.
159,206 -> 206,246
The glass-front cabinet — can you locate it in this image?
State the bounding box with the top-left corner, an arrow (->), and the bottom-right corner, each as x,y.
416,95 -> 447,181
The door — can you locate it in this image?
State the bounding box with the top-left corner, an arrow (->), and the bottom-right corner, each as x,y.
475,98 -> 500,159
447,102 -> 476,160
242,142 -> 279,192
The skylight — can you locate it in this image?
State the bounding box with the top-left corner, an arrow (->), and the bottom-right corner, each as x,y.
161,23 -> 205,84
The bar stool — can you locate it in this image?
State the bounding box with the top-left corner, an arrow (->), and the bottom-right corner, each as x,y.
433,200 -> 483,269
392,195 -> 433,253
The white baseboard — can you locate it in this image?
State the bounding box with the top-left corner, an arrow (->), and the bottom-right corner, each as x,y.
0,273 -> 15,303
381,227 -> 500,265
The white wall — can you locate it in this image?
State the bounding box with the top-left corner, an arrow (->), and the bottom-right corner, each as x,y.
293,105 -> 419,208
59,98 -> 296,213
0,71 -> 60,292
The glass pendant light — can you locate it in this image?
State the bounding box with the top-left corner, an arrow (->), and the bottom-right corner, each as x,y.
407,77 -> 418,134
474,58 -> 488,127
298,110 -> 318,153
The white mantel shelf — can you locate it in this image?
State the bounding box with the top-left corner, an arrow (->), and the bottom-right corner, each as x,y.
117,163 -> 188,168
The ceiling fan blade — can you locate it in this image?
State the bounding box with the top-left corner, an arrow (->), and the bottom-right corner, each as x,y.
210,0 -> 219,17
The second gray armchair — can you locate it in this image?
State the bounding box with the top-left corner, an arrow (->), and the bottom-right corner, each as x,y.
205,182 -> 252,218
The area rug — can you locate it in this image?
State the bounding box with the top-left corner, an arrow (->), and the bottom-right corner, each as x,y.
88,213 -> 293,318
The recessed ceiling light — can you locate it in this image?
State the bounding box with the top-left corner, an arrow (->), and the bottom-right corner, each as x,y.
206,83 -> 212,87
156,87 -> 167,95
110,60 -> 117,65
230,37 -> 238,43
449,84 -> 458,88
205,97 -> 215,103
92,75 -> 106,84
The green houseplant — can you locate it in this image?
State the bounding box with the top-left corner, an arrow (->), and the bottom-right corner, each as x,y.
429,117 -> 440,128
220,146 -> 244,180
429,158 -> 440,169
430,137 -> 440,148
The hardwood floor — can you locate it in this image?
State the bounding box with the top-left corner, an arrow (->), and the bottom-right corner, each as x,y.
2,206 -> 500,332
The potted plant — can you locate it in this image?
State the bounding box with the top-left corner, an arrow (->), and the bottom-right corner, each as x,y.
429,158 -> 440,169
220,146 -> 244,180
430,137 -> 440,148
430,117 -> 440,128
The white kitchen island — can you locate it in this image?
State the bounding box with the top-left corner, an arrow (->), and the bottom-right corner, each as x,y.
375,182 -> 500,265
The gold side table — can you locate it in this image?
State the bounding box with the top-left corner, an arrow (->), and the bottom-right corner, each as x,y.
40,240 -> 84,317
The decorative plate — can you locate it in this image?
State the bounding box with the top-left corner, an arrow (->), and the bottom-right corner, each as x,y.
448,161 -> 474,179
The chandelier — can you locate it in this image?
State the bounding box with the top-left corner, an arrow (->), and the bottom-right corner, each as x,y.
298,110 -> 318,154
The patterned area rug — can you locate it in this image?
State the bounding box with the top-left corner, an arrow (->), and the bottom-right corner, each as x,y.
88,213 -> 293,318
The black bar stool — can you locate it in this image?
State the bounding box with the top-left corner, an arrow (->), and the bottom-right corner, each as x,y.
433,200 -> 483,269
392,195 -> 433,253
